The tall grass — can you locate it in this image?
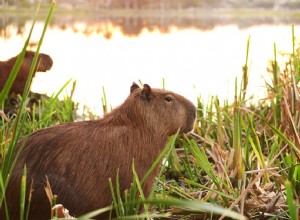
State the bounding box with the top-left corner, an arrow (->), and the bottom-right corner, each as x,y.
105,29 -> 299,219
102,29 -> 300,218
0,1 -> 75,219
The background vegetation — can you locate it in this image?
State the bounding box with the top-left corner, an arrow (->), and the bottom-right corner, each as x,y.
1,0 -> 300,10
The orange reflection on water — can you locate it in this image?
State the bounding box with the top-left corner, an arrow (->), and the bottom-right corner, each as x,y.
1,22 -> 299,115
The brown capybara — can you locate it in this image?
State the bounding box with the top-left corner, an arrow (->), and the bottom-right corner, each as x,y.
2,83 -> 196,219
0,51 -> 53,95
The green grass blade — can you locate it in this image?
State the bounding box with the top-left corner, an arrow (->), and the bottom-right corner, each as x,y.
292,25 -> 299,81
25,181 -> 33,220
242,35 -> 250,100
115,212 -> 171,219
18,0 -> 56,120
108,177 -> 119,217
183,179 -> 234,201
285,181 -> 298,220
101,86 -> 108,114
268,205 -> 300,220
1,1 -> 56,192
141,132 -> 178,185
0,170 -> 9,220
145,198 -> 247,220
183,138 -> 226,190
147,132 -> 178,199
115,169 -> 125,216
128,181 -> 138,215
0,4 -> 40,106
132,160 -> 149,219
48,79 -> 72,107
273,42 -> 281,128
20,165 -> 27,220
265,120 -> 300,157
77,206 -> 112,220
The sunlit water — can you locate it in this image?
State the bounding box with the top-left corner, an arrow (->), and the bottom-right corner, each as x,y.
1,21 -> 299,115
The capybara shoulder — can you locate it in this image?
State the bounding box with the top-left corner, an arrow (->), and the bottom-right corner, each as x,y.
0,50 -> 53,95
2,83 -> 196,219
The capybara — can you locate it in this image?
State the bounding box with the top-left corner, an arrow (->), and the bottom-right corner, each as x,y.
0,51 -> 53,95
2,83 -> 196,219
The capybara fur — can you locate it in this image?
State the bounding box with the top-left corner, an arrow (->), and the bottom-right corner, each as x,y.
1,83 -> 196,219
0,51 -> 53,95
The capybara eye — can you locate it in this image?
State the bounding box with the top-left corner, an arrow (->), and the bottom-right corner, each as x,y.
164,96 -> 173,102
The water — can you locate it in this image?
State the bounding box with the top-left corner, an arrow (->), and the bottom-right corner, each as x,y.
1,13 -> 299,114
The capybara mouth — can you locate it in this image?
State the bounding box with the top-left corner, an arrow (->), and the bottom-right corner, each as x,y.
181,105 -> 197,133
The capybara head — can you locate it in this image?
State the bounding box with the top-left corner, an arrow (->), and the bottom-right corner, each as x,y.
127,83 -> 196,135
0,50 -> 53,95
2,83 -> 196,219
23,50 -> 53,72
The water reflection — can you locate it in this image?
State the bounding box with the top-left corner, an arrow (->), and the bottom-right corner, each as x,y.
1,12 -> 300,39
0,14 -> 299,115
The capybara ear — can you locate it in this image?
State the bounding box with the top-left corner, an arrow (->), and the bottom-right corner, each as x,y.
141,84 -> 152,102
130,82 -> 140,93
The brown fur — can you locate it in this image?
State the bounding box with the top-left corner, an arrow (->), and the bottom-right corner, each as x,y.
0,51 -> 53,95
1,83 -> 196,219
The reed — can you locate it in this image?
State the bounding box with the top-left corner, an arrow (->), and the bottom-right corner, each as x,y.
0,2 -> 75,219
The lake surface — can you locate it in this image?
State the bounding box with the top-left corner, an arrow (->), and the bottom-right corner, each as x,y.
1,13 -> 299,114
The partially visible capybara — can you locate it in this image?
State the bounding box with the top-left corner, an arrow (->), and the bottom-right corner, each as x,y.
0,51 -> 53,95
2,83 -> 196,219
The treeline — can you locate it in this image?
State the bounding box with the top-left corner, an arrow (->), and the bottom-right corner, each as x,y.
2,0 -> 300,10
0,0 -> 217,9
91,0 -> 213,9
71,0 -> 300,10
